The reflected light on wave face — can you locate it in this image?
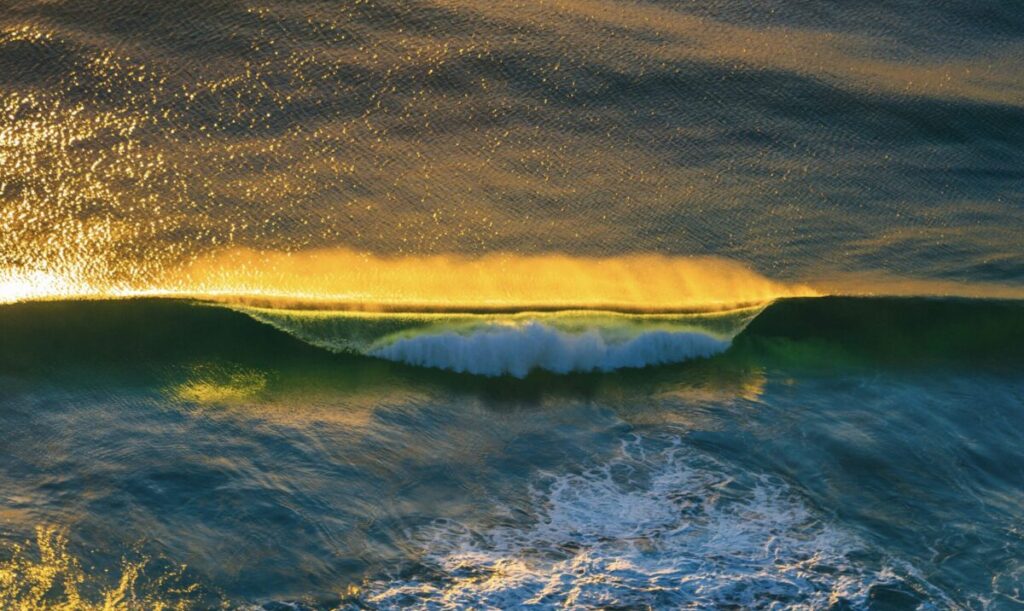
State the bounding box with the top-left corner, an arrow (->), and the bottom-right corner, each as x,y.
166,247 -> 818,312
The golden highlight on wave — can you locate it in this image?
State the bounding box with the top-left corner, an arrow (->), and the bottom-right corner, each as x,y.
7,245 -> 1023,309
167,247 -> 818,312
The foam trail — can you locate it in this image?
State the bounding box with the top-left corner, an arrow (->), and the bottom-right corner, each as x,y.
371,322 -> 729,377
360,434 -> 949,609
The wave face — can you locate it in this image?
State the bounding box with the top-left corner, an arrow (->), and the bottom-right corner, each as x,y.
732,296 -> 1024,369
2,297 -> 1023,376
237,295 -> 1024,376
236,305 -> 759,377
370,322 -> 730,377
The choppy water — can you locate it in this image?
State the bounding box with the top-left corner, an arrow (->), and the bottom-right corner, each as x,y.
2,0 -> 1024,609
2,298 -> 1023,609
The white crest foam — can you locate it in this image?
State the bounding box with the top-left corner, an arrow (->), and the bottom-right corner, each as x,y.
371,322 -> 729,377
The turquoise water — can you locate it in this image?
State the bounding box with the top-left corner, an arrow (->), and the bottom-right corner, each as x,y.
1,298 -> 1023,608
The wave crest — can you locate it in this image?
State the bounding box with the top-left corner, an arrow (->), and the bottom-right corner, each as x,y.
370,322 -> 729,377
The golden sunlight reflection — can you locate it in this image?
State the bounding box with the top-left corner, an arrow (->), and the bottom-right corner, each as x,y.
0,270 -> 79,304
8,243 -> 1024,308
0,525 -> 199,610
168,247 -> 818,312
658,369 -> 768,406
604,363 -> 769,430
166,361 -> 416,428
172,365 -> 268,406
812,271 -> 1024,300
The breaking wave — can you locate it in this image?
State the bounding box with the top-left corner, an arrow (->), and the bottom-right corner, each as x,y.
370,322 -> 729,377
1,296 -> 1022,377
236,305 -> 757,377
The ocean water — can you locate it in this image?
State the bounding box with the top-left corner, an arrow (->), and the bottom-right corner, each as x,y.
2,298 -> 1023,609
1,1 -> 1024,609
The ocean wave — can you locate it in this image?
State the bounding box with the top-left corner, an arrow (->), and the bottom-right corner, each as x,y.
1,297 -> 1022,378
370,322 -> 729,377
356,434 -> 947,609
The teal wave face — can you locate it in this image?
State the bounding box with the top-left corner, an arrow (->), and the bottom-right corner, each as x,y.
733,296 -> 1024,370
2,297 -> 1021,380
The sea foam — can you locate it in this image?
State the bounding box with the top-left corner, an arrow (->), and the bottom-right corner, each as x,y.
370,322 -> 729,377
359,434 -> 947,609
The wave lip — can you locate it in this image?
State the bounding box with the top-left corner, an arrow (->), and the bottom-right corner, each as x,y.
370,322 -> 729,377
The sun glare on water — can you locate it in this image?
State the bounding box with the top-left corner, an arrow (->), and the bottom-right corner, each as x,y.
0,247 -> 818,311
168,247 -> 818,311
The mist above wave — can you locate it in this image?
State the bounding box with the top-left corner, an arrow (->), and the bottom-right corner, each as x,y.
173,248 -> 814,312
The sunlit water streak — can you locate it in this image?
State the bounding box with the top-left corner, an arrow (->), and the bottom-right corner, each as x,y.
1,0 -> 1022,301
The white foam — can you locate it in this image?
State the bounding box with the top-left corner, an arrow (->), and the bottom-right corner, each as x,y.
361,435 -> 947,609
370,322 -> 729,377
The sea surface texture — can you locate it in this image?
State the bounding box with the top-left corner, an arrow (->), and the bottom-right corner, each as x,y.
1,1 -> 1023,609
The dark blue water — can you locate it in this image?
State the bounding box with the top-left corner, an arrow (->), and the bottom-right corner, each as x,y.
1,298 -> 1023,608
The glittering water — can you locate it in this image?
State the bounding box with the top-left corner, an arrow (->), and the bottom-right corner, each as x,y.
2,1 -> 1024,609
1,0 -> 1022,299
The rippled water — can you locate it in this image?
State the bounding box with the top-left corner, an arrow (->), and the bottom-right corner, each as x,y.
2,0 -> 1022,297
2,1 -> 1023,609
1,299 -> 1023,608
